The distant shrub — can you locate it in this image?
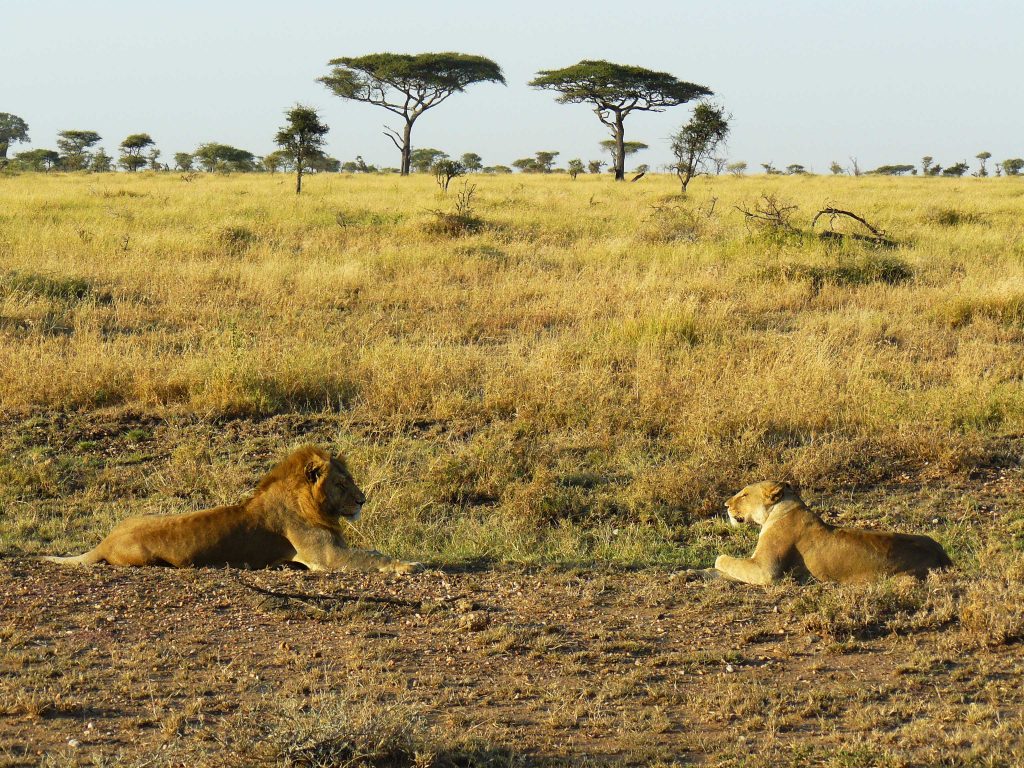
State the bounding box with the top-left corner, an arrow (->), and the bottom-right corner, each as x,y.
639,201 -> 713,243
214,224 -> 258,255
942,294 -> 1024,328
927,208 -> 987,227
2,271 -> 95,302
422,212 -> 484,238
763,253 -> 913,288
422,181 -> 483,237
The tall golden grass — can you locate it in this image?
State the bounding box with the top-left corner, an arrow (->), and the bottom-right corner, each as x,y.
1,170 -> 1021,563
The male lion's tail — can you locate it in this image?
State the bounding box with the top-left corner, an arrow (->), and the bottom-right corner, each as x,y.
39,549 -> 102,566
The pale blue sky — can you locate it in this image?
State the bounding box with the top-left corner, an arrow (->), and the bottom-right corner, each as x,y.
4,0 -> 1021,172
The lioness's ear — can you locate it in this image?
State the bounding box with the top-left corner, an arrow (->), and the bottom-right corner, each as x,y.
765,482 -> 787,504
304,457 -> 328,485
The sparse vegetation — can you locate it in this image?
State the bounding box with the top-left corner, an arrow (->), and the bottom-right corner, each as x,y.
1,171 -> 1023,765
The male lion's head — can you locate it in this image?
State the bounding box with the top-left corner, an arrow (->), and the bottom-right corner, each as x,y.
303,450 -> 366,523
259,446 -> 366,527
725,481 -> 800,527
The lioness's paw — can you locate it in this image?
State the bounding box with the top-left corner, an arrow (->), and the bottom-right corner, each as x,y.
679,568 -> 721,582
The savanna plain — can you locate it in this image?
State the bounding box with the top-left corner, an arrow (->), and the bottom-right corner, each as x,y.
0,170 -> 1023,766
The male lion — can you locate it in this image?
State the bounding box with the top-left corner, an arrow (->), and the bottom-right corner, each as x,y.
42,445 -> 423,574
708,481 -> 951,585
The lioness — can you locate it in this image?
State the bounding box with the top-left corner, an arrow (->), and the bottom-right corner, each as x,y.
42,445 -> 423,574
710,481 -> 951,585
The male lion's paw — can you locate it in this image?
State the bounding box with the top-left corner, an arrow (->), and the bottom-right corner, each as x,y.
387,560 -> 425,575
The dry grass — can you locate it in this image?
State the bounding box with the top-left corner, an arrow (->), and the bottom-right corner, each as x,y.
0,170 -> 1022,568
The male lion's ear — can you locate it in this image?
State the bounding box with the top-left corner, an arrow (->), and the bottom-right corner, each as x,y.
765,482 -> 787,504
304,457 -> 328,485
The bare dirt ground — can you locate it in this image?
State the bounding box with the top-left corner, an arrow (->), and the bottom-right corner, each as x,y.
3,557 -> 1024,767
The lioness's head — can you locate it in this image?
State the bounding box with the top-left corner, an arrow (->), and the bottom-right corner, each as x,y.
725,481 -> 800,527
303,450 -> 366,523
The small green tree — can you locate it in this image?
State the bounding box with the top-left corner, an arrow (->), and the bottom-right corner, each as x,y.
785,164 -> 808,175
587,159 -> 605,174
274,105 -> 330,193
0,113 -> 30,164
320,53 -> 504,175
669,102 -> 730,192
567,158 -> 585,179
942,161 -> 969,177
91,148 -> 114,172
512,157 -> 540,173
975,151 -> 991,177
870,164 -> 915,175
921,156 -> 934,175
534,151 -> 559,172
829,161 -> 845,175
512,151 -> 559,173
174,152 -> 194,171
14,148 -> 60,171
118,133 -> 155,172
193,143 -> 257,172
1001,158 -> 1024,176
530,60 -> 710,180
727,161 -> 747,176
410,148 -> 448,173
340,155 -> 376,173
432,158 -> 464,192
310,156 -> 341,172
56,130 -> 101,170
261,150 -> 290,173
460,152 -> 483,172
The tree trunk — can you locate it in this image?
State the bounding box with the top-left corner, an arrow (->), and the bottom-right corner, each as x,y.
0,143 -> 8,161
613,117 -> 626,181
296,165 -> 303,194
400,120 -> 413,176
678,154 -> 695,193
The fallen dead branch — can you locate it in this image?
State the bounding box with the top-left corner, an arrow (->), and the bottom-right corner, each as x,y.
812,206 -> 897,248
736,196 -> 898,247
235,574 -> 470,612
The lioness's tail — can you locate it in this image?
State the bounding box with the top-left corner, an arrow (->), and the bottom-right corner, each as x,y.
39,550 -> 102,566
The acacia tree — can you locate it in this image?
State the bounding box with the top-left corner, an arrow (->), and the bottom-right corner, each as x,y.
460,152 -> 483,172
410,148 -> 447,173
1001,158 -> 1024,176
275,105 -> 329,194
15,148 -> 59,171
193,143 -> 256,172
56,130 -> 101,170
119,133 -> 155,172
319,52 -> 504,175
0,113 -> 30,163
530,60 -> 710,180
669,102 -> 730,192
